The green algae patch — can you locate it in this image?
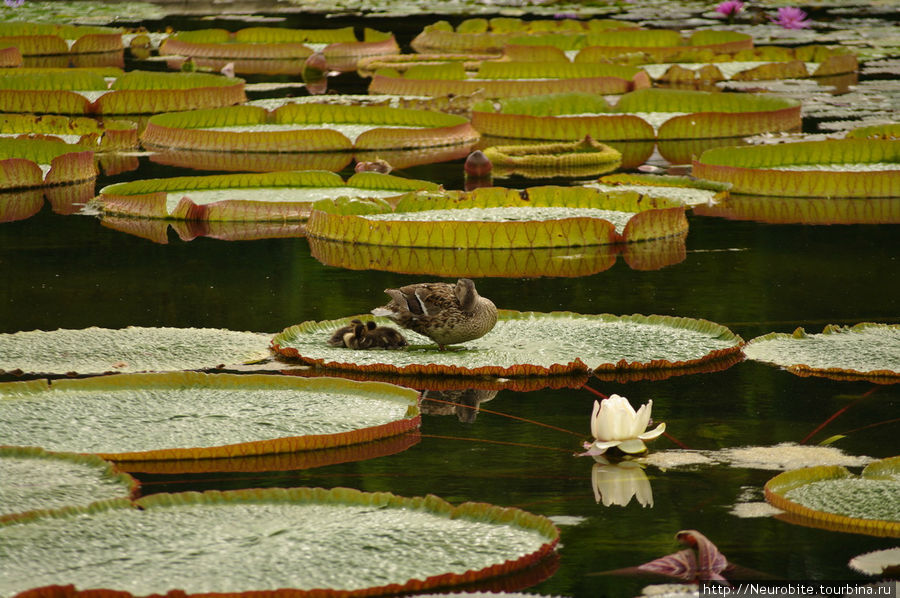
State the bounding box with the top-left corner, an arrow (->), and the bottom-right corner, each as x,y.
0,487 -> 558,597
0,373 -> 419,461
0,70 -> 245,115
0,326 -> 271,376
471,88 -> 800,141
97,171 -> 439,221
272,311 -> 742,378
693,139 -> 900,198
140,103 -> 478,153
0,137 -> 96,189
765,456 -> 900,537
743,323 -> 899,382
306,186 -> 688,248
0,447 -> 137,522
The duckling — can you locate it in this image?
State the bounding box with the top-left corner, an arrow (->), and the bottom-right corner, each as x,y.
327,319 -> 408,350
371,278 -> 498,350
365,324 -> 408,349
327,319 -> 368,347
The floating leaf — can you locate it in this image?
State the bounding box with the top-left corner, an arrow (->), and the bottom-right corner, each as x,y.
0,372 -> 420,461
0,114 -> 137,150
0,326 -> 271,376
272,311 -> 743,378
0,446 -> 137,522
306,186 -> 688,248
483,136 -> 622,175
592,173 -> 729,207
0,138 -> 95,189
0,22 -> 122,56
693,139 -> 900,198
764,456 -> 900,537
97,171 -> 439,221
743,323 -> 899,382
848,548 -> 900,576
694,195 -> 900,225
576,30 -> 751,63
0,487 -> 559,597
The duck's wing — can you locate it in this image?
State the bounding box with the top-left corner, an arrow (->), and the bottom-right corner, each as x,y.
406,283 -> 459,317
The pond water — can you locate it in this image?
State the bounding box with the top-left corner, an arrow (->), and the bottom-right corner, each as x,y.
0,4 -> 898,598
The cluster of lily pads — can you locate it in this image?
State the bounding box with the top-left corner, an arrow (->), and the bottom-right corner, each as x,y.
0,2 -> 897,597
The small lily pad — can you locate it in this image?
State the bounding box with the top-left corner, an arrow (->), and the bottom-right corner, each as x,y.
0,326 -> 271,375
0,137 -> 96,190
0,446 -> 138,521
764,456 -> 900,537
849,548 -> 900,576
743,323 -> 899,382
272,311 -> 743,378
0,372 -> 420,461
0,487 -> 559,597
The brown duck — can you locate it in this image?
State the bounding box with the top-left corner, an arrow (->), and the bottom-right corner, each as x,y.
371,278 -> 498,350
327,319 -> 407,350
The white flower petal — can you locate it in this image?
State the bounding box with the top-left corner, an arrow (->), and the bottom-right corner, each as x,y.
633,399 -> 653,436
638,421 -> 667,441
617,438 -> 649,454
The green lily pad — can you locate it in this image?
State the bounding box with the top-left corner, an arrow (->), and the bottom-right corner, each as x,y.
306,186 -> 688,248
0,487 -> 559,596
0,113 -> 137,151
140,103 -> 478,152
764,456 -> 900,537
0,326 -> 271,375
743,323 -> 899,382
0,137 -> 96,189
0,446 -> 137,521
272,311 -> 743,378
575,29 -> 752,63
693,139 -> 900,198
482,136 -> 622,178
591,173 -> 730,207
0,22 -> 122,56
0,372 -> 420,460
97,171 -> 439,221
693,195 -> 900,225
472,89 -> 800,141
0,69 -> 245,115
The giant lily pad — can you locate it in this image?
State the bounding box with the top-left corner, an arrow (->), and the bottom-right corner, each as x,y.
411,17 -> 638,54
0,487 -> 559,597
0,446 -> 137,521
693,195 -> 900,225
140,103 -> 478,153
96,171 -> 439,221
160,27 -> 399,72
575,29 -> 752,64
0,372 -> 420,461
99,215 -> 307,245
764,456 -> 900,537
482,136 -> 622,178
743,323 -> 899,382
0,22 -> 122,56
369,61 -> 650,99
693,139 -> 899,198
0,326 -> 271,376
471,89 -> 800,141
272,311 -> 743,378
0,69 -> 245,115
0,138 -> 96,189
589,173 -> 730,207
306,186 -> 688,248
0,113 -> 137,151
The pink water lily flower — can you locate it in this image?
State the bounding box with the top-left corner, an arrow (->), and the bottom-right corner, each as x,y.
582,394 -> 666,456
4,0 -> 24,7
715,0 -> 744,18
771,6 -> 812,29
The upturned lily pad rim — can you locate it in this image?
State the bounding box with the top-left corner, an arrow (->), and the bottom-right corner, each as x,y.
0,445 -> 139,522
764,456 -> 900,537
0,372 -> 421,461
1,486 -> 560,598
744,323 -> 899,382
271,310 -> 744,379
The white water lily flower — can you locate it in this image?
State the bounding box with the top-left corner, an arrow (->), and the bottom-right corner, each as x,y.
582,394 -> 666,456
591,456 -> 654,508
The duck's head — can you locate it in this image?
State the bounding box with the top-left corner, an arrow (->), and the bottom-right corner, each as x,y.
455,278 -> 479,311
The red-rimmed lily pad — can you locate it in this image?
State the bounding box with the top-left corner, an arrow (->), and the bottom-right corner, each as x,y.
693,195 -> 900,225
0,22 -> 123,56
160,27 -> 399,72
272,311 -> 743,378
0,113 -> 137,151
0,180 -> 95,222
140,103 -> 478,153
0,326 -> 271,376
0,138 -> 96,190
0,487 -> 559,597
0,446 -> 138,522
0,69 -> 245,115
764,456 -> 900,537
482,136 -> 622,179
411,17 -> 638,54
692,139 -> 899,198
369,61 -> 650,99
306,186 -> 688,248
574,29 -> 752,63
99,216 -> 307,244
0,372 -> 420,461
590,173 -> 730,207
471,88 -> 800,141
96,171 -> 439,221
743,323 -> 899,383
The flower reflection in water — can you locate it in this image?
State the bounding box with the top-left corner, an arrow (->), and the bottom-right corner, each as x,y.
591,456 -> 654,508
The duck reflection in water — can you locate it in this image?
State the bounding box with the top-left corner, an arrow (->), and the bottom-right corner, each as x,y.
420,388 -> 498,423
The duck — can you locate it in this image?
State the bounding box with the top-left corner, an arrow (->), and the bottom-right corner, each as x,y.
371,278 -> 498,350
327,319 -> 408,350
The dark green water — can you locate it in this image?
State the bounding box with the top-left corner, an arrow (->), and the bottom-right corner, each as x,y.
1,7 -> 899,598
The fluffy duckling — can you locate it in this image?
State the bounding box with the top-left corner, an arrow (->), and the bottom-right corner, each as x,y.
327,319 -> 407,350
371,278 -> 497,350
